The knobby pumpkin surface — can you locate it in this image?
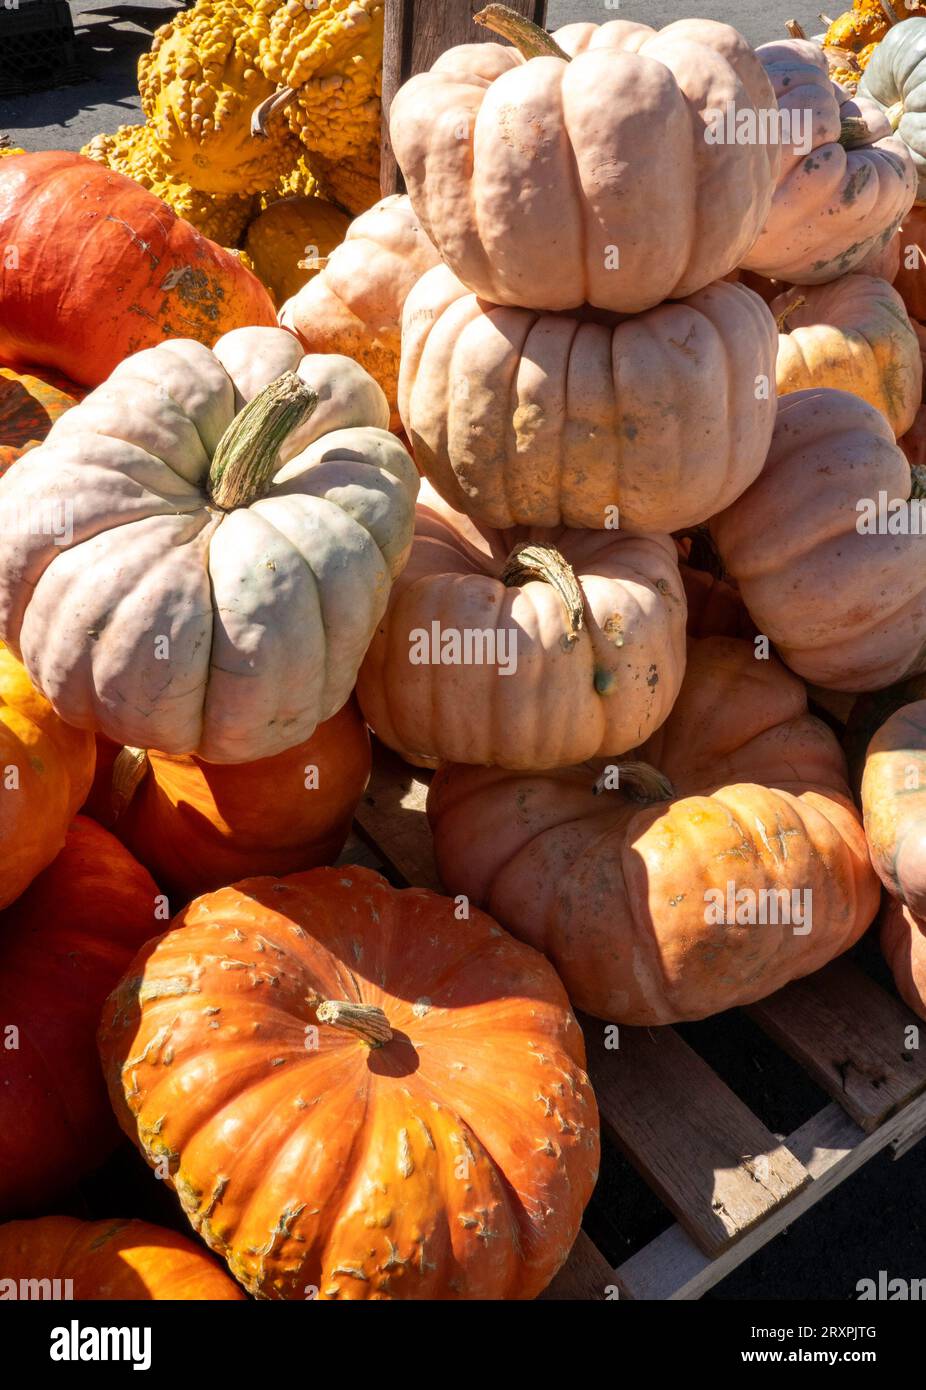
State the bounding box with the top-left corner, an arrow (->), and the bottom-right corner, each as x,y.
0,1217 -> 244,1300
98,865 -> 599,1300
358,481 -> 688,770
0,818 -> 159,1215
0,326 -> 418,762
427,637 -> 880,1026
401,266 -> 778,533
390,15 -> 780,314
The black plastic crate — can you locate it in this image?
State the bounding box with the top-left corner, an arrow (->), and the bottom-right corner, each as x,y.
0,0 -> 85,97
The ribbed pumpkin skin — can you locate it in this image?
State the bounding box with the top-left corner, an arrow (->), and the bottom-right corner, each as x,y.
0,367 -> 84,475
893,202 -> 926,320
280,194 -> 441,430
711,388 -> 926,691
427,637 -> 880,1026
881,897 -> 926,1021
861,18 -> 926,200
772,274 -> 922,436
99,866 -> 599,1300
357,481 -> 687,770
401,266 -> 778,533
0,645 -> 95,910
0,1217 -> 245,1299
117,697 -> 371,904
390,19 -> 779,315
0,818 -> 159,1215
0,153 -> 276,387
741,40 -> 916,284
245,196 -> 350,306
862,699 -> 926,916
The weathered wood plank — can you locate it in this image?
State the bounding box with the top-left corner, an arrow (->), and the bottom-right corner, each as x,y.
381,0 -> 548,195
747,959 -> 926,1132
539,1231 -> 613,1301
585,1021 -> 810,1259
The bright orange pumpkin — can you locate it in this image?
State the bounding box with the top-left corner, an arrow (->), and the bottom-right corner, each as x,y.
0,366 -> 84,475
427,636 -> 881,1025
99,865 -> 599,1300
0,1217 -> 245,1299
0,817 -> 159,1215
114,697 -> 371,904
0,644 -> 95,910
0,152 -> 276,388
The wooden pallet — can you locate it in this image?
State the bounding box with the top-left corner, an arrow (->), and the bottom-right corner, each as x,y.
339,744 -> 926,1301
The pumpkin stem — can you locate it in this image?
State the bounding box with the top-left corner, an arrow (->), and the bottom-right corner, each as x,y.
250,85 -> 296,139
316,999 -> 393,1047
775,295 -> 806,331
886,99 -> 905,131
111,746 -> 148,820
839,116 -> 872,149
208,372 -> 318,511
593,760 -> 676,803
501,541 -> 584,646
910,464 -> 926,501
880,0 -> 899,25
785,19 -> 808,39
473,5 -> 571,61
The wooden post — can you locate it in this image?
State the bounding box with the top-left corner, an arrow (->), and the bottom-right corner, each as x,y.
380,0 -> 548,197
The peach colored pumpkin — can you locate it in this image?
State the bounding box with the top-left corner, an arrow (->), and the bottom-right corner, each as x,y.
357,480 -> 687,770
861,699 -> 926,916
279,194 -> 441,430
389,15 -> 780,314
881,897 -> 926,1021
771,274 -> 922,436
741,39 -> 916,284
427,636 -> 880,1025
400,265 -> 778,533
0,327 -> 418,763
711,388 -> 926,691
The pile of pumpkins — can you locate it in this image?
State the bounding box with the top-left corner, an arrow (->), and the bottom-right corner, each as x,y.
3,5 -> 926,1302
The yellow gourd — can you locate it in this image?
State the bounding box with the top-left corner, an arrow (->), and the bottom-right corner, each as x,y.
244,196 -> 350,305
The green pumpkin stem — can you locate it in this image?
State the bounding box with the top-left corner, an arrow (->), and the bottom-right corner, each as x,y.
501,541 -> 584,645
208,372 -> 317,511
911,464 -> 926,501
473,5 -> 571,61
593,760 -> 676,804
316,1000 -> 393,1047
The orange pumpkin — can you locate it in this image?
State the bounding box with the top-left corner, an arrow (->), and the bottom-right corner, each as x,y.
114,697 -> 371,904
0,153 -> 276,388
0,1217 -> 245,1299
0,644 -> 95,910
0,366 -> 84,475
427,636 -> 881,1025
99,866 -> 599,1300
893,201 -> 926,320
0,817 -> 159,1215
881,897 -> 926,1021
861,698 -> 926,915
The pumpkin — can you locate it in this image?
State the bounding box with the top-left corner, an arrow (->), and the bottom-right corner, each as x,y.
892,201 -> 926,319
427,635 -> 881,1026
253,0 -> 383,169
0,366 -> 84,475
0,1217 -> 244,1299
711,388 -> 926,691
81,124 -> 257,247
244,195 -> 350,306
0,644 -> 95,911
0,153 -> 275,388
280,195 -> 440,432
308,149 -> 383,217
677,554 -> 756,640
861,698 -> 926,914
823,1 -> 894,58
400,265 -> 778,533
771,273 -> 922,436
389,12 -> 780,315
357,480 -> 687,770
0,817 -> 159,1215
138,0 -> 299,195
881,897 -> 926,1020
115,696 -> 370,904
740,39 -> 916,284
861,17 -> 926,200
0,326 -> 418,763
98,865 -> 599,1300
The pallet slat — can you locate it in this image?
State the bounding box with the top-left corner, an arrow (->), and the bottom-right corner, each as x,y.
539,1231 -> 613,1301
615,1089 -> 926,1300
585,1021 -> 810,1258
747,959 -> 926,1131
